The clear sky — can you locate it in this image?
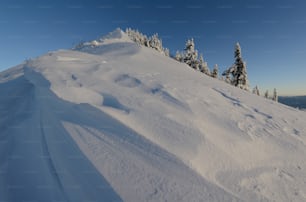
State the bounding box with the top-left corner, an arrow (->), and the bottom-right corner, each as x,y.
0,0 -> 305,96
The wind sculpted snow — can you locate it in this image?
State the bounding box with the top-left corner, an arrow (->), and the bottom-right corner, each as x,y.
1,29 -> 306,201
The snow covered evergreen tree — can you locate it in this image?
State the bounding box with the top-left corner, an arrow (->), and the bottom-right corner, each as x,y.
272,88 -> 278,102
192,55 -> 200,70
183,38 -> 199,70
164,48 -> 170,57
211,64 -> 219,78
183,38 -> 194,66
233,43 -> 249,90
223,43 -> 249,91
175,51 -> 183,62
199,54 -> 210,75
252,86 -> 260,96
149,34 -> 163,52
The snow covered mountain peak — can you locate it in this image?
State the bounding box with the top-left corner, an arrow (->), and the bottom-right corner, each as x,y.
72,28 -> 136,55
1,29 -> 306,202
99,28 -> 126,41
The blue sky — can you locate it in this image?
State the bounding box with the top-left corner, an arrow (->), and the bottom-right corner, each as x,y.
0,0 -> 305,95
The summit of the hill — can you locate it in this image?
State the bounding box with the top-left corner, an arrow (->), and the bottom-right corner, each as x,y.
72,28 -> 137,56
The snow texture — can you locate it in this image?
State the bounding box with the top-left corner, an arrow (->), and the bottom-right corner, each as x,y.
1,29 -> 306,202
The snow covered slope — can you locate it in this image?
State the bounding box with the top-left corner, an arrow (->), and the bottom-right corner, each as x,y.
1,29 -> 306,202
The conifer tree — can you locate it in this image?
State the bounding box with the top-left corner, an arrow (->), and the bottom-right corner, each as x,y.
233,43 -> 249,90
183,38 -> 199,69
223,43 -> 249,90
252,86 -> 260,96
164,48 -> 170,57
199,54 -> 210,75
211,64 -> 219,78
193,60 -> 200,71
149,33 -> 163,52
175,51 -> 183,62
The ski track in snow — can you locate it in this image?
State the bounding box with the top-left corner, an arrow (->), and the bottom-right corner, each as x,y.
1,29 -> 306,201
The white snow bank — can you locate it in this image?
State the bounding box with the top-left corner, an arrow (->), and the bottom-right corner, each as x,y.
1,29 -> 306,202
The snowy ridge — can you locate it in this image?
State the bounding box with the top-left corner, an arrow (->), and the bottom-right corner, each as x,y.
81,28 -> 132,46
73,28 -> 137,56
1,29 -> 306,202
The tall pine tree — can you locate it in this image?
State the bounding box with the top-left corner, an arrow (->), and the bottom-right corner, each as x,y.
211,64 -> 219,78
233,43 -> 249,90
183,38 -> 199,70
199,54 -> 210,75
149,34 -> 163,52
223,43 -> 249,90
252,85 -> 260,96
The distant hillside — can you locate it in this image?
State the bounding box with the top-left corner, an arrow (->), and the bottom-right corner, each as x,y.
279,96 -> 306,109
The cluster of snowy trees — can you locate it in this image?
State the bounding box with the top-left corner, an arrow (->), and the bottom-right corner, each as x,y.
253,87 -> 278,102
125,28 -> 278,102
174,39 -> 253,92
126,28 -> 169,56
125,29 -> 220,81
174,39 -> 250,90
174,38 -> 214,78
174,39 -> 278,102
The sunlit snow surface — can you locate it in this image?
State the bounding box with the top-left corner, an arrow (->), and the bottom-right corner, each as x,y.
1,29 -> 306,202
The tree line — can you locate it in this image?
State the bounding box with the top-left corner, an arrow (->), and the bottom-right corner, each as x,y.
126,28 -> 278,102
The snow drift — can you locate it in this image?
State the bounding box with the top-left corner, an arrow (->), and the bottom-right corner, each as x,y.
1,29 -> 306,202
